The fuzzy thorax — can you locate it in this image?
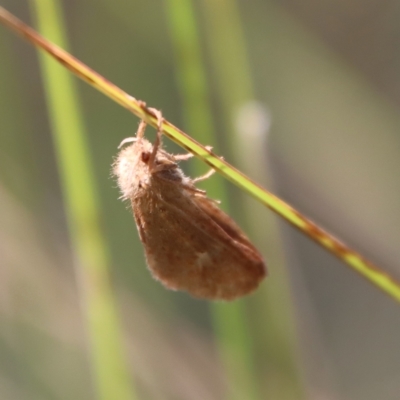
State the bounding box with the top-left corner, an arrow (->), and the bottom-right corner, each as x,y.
114,138 -> 185,201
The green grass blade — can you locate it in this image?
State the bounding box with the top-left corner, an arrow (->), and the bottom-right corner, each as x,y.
201,0 -> 305,398
164,0 -> 214,145
28,1 -> 136,399
164,1 -> 261,399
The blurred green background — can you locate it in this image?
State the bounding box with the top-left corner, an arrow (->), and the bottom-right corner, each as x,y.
1,1 -> 400,399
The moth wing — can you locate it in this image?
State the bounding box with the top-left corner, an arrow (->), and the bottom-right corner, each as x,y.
132,188 -> 266,300
193,195 -> 265,261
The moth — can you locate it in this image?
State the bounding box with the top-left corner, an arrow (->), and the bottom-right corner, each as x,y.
113,110 -> 266,300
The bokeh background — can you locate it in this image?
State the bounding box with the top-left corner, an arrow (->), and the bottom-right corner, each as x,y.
1,1 -> 400,399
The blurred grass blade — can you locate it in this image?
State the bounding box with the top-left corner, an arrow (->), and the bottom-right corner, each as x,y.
0,6 -> 399,304
164,1 -> 261,399
28,1 -> 136,399
164,0 -> 215,146
201,0 -> 305,398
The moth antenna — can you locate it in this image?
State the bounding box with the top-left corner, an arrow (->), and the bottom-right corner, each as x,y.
148,108 -> 163,171
118,137 -> 137,148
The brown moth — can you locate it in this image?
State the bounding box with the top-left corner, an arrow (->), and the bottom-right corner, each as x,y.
113,111 -> 266,300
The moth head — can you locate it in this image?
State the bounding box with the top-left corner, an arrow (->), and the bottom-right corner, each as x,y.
113,137 -> 154,200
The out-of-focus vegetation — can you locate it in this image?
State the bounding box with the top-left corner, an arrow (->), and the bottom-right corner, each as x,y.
1,1 -> 400,399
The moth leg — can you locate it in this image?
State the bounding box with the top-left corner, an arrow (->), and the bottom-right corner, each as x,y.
193,168 -> 216,183
135,119 -> 148,140
173,146 -> 213,162
173,152 -> 194,161
193,150 -> 224,182
148,107 -> 164,171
